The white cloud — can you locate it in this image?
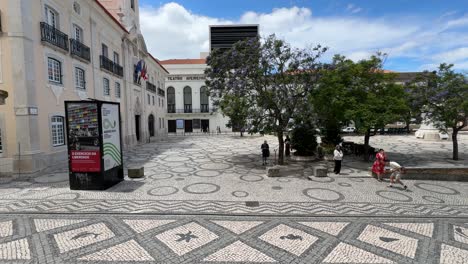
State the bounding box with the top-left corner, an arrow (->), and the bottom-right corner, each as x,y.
346,3 -> 362,14
139,2 -> 468,70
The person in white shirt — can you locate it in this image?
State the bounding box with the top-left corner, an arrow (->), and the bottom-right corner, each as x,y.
388,161 -> 407,189
333,145 -> 343,174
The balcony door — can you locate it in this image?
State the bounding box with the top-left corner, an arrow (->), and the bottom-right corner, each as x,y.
45,6 -> 58,28
183,86 -> 192,113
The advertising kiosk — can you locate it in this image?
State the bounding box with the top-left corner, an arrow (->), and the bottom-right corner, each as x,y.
65,101 -> 123,190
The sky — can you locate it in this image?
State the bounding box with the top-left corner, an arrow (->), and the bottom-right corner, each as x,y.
138,0 -> 468,72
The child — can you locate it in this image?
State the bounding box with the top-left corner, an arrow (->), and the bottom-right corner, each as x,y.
388,161 -> 407,190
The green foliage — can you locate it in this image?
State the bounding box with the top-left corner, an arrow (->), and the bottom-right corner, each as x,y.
205,34 -> 326,164
412,63 -> 468,160
290,124 -> 318,156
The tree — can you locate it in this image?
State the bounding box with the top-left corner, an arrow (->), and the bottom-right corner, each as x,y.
205,35 -> 326,165
413,63 -> 468,160
339,54 -> 408,161
218,94 -> 249,136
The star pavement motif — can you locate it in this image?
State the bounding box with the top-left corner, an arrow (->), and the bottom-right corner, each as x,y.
175,231 -> 198,242
280,234 -> 303,241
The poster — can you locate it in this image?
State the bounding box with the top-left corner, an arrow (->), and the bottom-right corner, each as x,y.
66,103 -> 101,172
101,103 -> 121,171
176,119 -> 184,129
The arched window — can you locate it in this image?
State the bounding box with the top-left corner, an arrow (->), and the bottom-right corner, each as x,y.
148,114 -> 155,137
183,86 -> 192,113
200,86 -> 209,113
167,87 -> 175,113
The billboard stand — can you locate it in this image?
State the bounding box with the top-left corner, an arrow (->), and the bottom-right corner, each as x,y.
65,100 -> 123,190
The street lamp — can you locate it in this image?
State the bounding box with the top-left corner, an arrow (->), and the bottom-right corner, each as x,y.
0,90 -> 8,105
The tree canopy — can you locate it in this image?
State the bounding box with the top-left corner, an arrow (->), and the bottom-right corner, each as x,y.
205,34 -> 327,164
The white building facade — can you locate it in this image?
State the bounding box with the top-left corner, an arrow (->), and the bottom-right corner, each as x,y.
160,59 -> 231,134
0,0 -> 168,177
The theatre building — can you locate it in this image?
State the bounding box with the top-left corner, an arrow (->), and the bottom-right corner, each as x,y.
160,57 -> 230,134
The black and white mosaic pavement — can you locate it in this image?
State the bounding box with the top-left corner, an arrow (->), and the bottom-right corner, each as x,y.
1,135 -> 467,263
0,214 -> 467,263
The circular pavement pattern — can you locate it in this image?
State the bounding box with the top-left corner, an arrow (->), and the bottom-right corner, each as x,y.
302,188 -> 345,202
148,173 -> 173,180
376,190 -> 413,202
163,156 -> 190,162
175,178 -> 185,181
170,167 -> 196,173
414,183 -> 460,195
148,186 -> 179,196
338,182 -> 352,187
308,176 -> 335,183
272,186 -> 282,190
232,191 -> 249,198
194,170 -> 222,178
199,163 -> 232,170
183,183 -> 221,194
422,195 -> 445,204
277,178 -> 291,183
240,175 -> 264,182
349,178 -> 365,182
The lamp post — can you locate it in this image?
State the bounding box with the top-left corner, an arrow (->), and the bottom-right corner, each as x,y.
0,90 -> 8,105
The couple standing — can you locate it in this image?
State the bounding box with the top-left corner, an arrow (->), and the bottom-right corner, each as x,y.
372,149 -> 408,189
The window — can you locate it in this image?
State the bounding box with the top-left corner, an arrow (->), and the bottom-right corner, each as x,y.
45,6 -> 58,28
0,128 -> 3,153
75,67 -> 85,89
102,44 -> 108,58
47,58 -> 62,84
200,86 -> 209,112
113,52 -> 119,64
51,116 -> 65,146
152,96 -> 155,105
73,24 -> 83,42
115,82 -> 121,98
103,78 -> 110,96
147,94 -> 150,105
163,118 -> 165,128
159,118 -> 161,129
167,87 -> 175,113
158,98 -> 161,107
183,86 -> 192,113
131,0 -> 135,10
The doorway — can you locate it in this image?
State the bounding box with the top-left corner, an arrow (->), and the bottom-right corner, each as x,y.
168,120 -> 176,133
201,119 -> 210,133
184,120 -> 193,133
135,115 -> 141,141
148,115 -> 155,137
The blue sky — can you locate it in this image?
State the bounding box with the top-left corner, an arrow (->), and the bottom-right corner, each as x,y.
139,0 -> 468,71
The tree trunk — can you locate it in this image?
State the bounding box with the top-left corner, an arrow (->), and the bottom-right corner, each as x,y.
452,128 -> 459,160
277,131 -> 284,165
363,129 -> 371,162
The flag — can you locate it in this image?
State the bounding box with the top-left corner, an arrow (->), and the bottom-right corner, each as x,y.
135,60 -> 143,75
141,63 -> 148,80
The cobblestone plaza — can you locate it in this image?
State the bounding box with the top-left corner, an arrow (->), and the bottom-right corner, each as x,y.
0,134 -> 468,263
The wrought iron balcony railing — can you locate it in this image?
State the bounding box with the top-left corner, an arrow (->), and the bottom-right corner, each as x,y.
40,22 -> 69,51
167,108 -> 213,114
70,39 -> 90,62
146,82 -> 156,93
158,88 -> 165,97
100,55 -> 123,77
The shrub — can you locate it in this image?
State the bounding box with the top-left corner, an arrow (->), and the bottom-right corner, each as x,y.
291,124 -> 318,156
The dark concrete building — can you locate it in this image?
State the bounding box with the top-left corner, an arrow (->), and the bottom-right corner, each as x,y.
209,25 -> 259,52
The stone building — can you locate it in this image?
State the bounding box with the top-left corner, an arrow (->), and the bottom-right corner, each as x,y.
0,0 -> 168,177
160,56 -> 231,134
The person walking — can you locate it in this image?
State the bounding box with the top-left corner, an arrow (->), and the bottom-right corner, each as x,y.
333,145 -> 343,174
372,149 -> 386,182
261,140 -> 270,165
285,135 -> 291,157
388,161 -> 408,189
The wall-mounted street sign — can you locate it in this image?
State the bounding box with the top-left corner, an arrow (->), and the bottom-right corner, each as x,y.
65,100 -> 123,190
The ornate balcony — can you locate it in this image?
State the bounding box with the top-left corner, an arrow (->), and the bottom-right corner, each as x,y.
158,88 -> 165,97
40,22 -> 69,52
70,39 -> 90,62
146,82 -> 156,93
100,55 -> 123,77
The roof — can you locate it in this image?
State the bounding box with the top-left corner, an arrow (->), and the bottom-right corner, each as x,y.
159,59 -> 207,65
94,0 -> 129,34
149,54 -> 170,74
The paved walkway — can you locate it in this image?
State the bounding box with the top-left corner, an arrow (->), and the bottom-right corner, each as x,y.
0,134 -> 467,263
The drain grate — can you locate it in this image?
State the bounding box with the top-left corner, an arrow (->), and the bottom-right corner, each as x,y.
245,201 -> 260,207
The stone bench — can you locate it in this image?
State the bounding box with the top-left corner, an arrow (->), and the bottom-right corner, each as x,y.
368,166 -> 468,181
128,167 -> 144,178
267,166 -> 280,177
313,166 -> 328,177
